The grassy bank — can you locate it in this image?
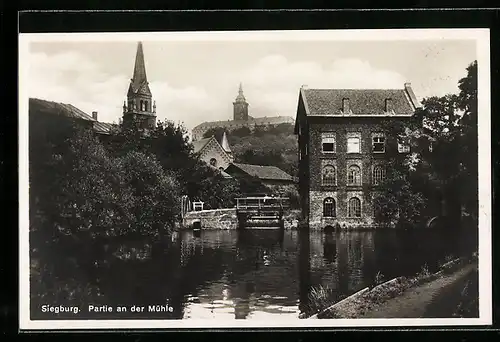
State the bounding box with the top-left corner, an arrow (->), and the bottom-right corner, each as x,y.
307,253 -> 478,319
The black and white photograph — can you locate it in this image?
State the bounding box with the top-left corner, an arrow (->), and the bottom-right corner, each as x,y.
19,28 -> 492,329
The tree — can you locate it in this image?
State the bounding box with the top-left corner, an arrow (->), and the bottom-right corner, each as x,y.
231,126 -> 252,137
120,150 -> 181,237
202,127 -> 227,142
373,60 -> 478,228
373,115 -> 427,227
456,61 -> 478,222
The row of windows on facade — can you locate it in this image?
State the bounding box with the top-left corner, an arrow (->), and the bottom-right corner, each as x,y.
320,133 -> 410,154
322,197 -> 362,218
322,164 -> 386,186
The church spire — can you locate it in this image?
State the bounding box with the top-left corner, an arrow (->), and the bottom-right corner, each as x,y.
133,42 -> 147,84
127,41 -> 151,97
221,131 -> 232,153
123,41 -> 156,129
235,82 -> 246,102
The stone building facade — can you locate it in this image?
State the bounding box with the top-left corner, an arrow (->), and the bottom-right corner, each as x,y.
192,131 -> 234,173
295,84 -> 421,230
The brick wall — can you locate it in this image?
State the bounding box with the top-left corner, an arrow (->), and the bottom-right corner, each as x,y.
199,140 -> 234,170
303,116 -> 410,230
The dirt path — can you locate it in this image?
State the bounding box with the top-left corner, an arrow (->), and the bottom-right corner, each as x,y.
359,262 -> 478,318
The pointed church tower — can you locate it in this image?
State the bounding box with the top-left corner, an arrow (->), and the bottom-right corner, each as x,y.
122,42 -> 157,129
233,82 -> 249,121
221,131 -> 234,162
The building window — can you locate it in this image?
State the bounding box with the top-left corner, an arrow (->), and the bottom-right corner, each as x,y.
210,158 -> 217,167
322,165 -> 336,185
322,133 -> 336,153
372,165 -> 386,185
140,100 -> 144,111
323,198 -> 336,217
372,133 -> 385,153
347,165 -> 361,186
144,101 -> 148,111
348,197 -> 362,217
347,136 -> 361,153
398,142 -> 410,153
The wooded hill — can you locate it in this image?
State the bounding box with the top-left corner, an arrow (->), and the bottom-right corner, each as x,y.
201,123 -> 298,177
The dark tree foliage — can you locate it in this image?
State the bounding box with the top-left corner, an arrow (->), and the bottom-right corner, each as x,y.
373,114 -> 427,228
106,120 -> 241,210
374,60 -> 478,229
30,116 -> 249,313
201,122 -> 298,177
202,126 -> 227,142
231,126 -> 252,137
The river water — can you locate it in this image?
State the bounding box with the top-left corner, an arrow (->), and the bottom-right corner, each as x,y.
31,226 -> 476,320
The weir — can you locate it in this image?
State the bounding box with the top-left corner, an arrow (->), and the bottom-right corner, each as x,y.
236,196 -> 289,228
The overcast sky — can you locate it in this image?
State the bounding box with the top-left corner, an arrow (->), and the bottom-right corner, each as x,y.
27,36 -> 477,130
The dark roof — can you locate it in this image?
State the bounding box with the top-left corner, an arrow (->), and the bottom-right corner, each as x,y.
220,169 -> 232,178
228,163 -> 294,182
192,137 -> 212,154
29,98 -> 116,135
30,98 -> 96,121
93,121 -> 117,135
193,116 -> 294,130
301,84 -> 420,117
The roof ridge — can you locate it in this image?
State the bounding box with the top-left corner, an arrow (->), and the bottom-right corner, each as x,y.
304,88 -> 406,91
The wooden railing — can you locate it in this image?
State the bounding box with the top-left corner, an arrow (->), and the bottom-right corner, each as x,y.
236,197 -> 290,212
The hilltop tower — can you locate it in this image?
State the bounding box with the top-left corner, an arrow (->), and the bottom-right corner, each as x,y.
122,41 -> 157,129
233,82 -> 249,121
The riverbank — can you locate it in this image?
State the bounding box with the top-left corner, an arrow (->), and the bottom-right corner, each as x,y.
311,254 -> 478,319
182,209 -> 301,229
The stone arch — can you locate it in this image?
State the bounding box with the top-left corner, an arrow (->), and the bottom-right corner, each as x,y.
348,165 -> 361,185
372,165 -> 386,185
323,197 -> 336,217
322,165 -> 336,185
348,197 -> 362,217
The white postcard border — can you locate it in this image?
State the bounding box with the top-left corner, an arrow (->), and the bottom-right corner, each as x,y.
18,28 -> 492,330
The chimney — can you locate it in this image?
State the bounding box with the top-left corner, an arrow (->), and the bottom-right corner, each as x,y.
403,82 -> 422,109
92,111 -> 98,120
385,98 -> 392,112
342,98 -> 350,113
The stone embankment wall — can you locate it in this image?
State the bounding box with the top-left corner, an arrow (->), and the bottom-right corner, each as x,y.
307,255 -> 473,319
182,208 -> 238,230
181,209 -> 301,230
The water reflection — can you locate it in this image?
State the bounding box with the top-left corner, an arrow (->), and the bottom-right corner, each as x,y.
32,225 -> 476,320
